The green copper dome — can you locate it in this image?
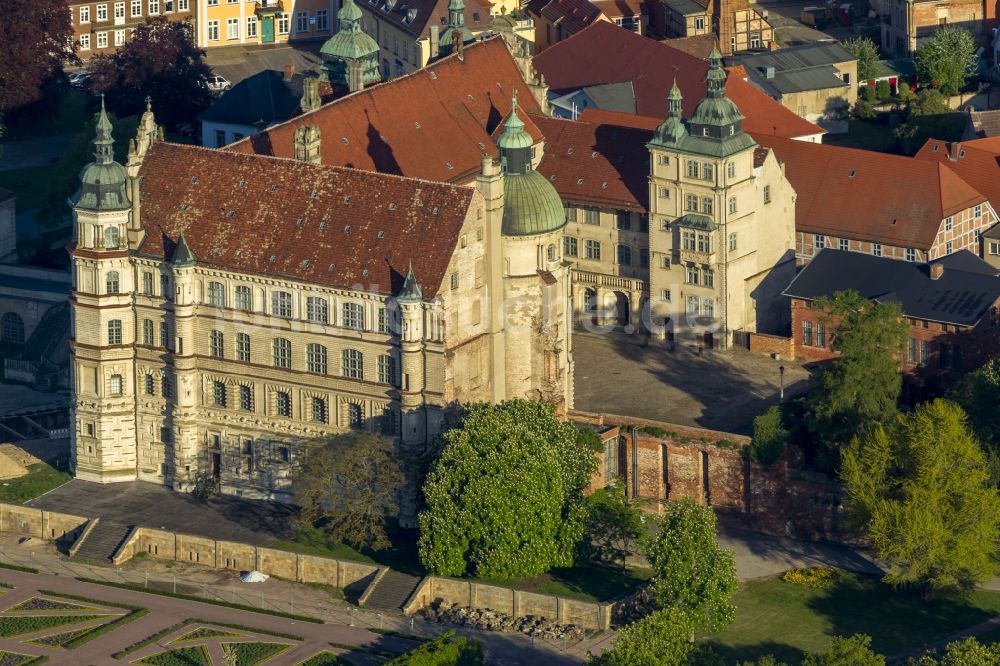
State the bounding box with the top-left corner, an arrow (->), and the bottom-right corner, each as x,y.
439,0 -> 473,53
319,0 -> 381,86
649,47 -> 756,158
72,97 -> 130,212
497,92 -> 534,150
502,171 -> 567,237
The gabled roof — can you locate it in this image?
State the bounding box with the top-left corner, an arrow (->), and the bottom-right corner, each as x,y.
664,34 -> 716,60
526,0 -> 606,34
966,109 -> 1000,138
916,139 -> 1000,220
531,114 -> 651,211
784,249 -> 1000,327
533,22 -> 823,139
756,133 -> 987,249
198,70 -> 307,129
227,38 -> 541,184
138,143 -> 474,298
590,0 -> 645,18
358,0 -> 492,39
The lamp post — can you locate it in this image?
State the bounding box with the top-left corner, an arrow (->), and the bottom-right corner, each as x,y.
779,365 -> 785,402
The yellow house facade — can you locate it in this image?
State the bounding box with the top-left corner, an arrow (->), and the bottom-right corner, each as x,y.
195,0 -> 337,48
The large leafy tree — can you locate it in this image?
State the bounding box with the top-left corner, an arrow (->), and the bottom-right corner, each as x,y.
950,355 -> 1000,450
0,0 -> 76,116
842,37 -> 881,82
37,111 -> 138,229
915,27 -> 978,95
579,477 -> 645,570
807,290 -> 908,461
642,499 -> 738,633
802,635 -> 885,666
841,400 -> 999,596
418,400 -> 599,578
89,17 -> 212,128
293,432 -> 405,551
586,609 -> 705,666
907,637 -> 1000,666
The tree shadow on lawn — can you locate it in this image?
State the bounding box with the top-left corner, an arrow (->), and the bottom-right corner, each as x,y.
700,640 -> 806,665
805,573 -> 1000,656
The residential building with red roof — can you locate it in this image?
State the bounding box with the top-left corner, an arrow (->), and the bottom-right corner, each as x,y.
916,138 -> 1000,269
526,0 -> 611,52
646,0 -> 773,54
758,134 -> 996,266
532,21 -> 825,141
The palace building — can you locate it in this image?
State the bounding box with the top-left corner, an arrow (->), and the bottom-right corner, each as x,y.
69,95 -> 571,522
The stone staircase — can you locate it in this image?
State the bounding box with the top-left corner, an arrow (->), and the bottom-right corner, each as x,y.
70,521 -> 131,565
360,569 -> 423,611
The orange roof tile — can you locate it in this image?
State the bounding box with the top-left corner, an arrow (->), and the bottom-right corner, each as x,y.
533,21 -> 823,139
138,143 -> 473,297
227,37 -> 539,184
757,134 -> 986,249
532,114 -> 651,211
916,139 -> 1000,217
662,34 -> 715,60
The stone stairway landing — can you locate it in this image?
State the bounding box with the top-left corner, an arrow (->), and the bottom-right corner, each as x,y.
71,521 -> 131,565
362,570 -> 423,611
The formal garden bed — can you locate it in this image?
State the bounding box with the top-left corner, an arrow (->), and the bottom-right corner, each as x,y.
221,641 -> 294,665
297,652 -> 351,666
135,645 -> 210,666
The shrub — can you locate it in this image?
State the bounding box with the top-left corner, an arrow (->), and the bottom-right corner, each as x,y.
386,631 -> 484,665
782,567 -> 839,589
860,85 -> 876,102
875,80 -> 892,101
750,405 -> 787,465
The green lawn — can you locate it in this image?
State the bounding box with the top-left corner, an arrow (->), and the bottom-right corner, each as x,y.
0,166 -> 53,214
0,614 -> 105,638
475,564 -> 654,603
3,89 -> 90,139
0,460 -> 73,504
702,572 -> 1000,663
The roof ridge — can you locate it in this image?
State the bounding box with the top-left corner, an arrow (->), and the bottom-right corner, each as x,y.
155,141 -> 478,191
227,35 -> 507,152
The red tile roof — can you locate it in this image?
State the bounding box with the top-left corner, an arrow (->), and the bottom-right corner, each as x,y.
662,34 -> 715,60
527,0 -> 606,34
590,0 -> 645,19
532,113 -> 651,211
757,134 -> 987,249
364,0 -> 493,39
138,143 -> 474,298
533,21 -> 823,139
916,139 -> 1000,218
227,37 -> 541,184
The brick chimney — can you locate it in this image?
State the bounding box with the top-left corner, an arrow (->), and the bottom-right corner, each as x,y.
930,262 -> 944,280
284,62 -> 295,81
949,141 -> 961,161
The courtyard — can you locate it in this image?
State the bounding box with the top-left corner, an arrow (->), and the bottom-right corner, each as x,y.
572,329 -> 811,435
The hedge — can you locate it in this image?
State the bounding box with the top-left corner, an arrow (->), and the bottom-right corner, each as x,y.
0,562 -> 39,574
113,618 -> 305,659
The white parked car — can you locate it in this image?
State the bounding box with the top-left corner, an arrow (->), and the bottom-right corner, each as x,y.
207,75 -> 231,92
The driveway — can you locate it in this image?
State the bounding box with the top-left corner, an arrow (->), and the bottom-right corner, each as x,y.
572,329 -> 810,435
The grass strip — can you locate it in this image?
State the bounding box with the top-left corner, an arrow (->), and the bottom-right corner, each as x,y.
38,589 -> 142,610
75,577 -> 323,623
61,608 -> 148,649
0,563 -> 39,574
113,617 -> 305,659
112,619 -> 195,659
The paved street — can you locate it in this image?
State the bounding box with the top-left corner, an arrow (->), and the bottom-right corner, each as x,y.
573,329 -> 811,435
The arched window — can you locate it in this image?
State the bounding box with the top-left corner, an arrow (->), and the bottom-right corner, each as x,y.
104,226 -> 119,249
342,349 -> 363,379
1,313 -> 24,344
106,271 -> 120,294
207,281 -> 226,307
306,297 -> 329,324
306,343 -> 328,374
272,338 -> 291,368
